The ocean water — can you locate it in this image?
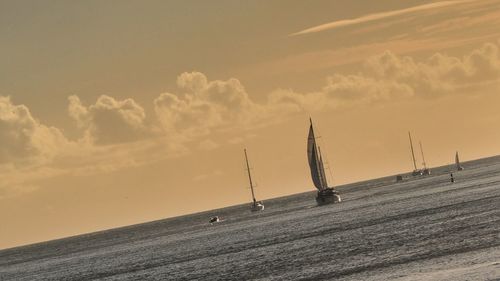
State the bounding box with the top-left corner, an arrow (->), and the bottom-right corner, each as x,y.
1,156 -> 500,280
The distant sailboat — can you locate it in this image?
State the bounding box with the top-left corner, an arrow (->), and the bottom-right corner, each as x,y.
419,141 -> 431,175
307,119 -> 341,205
244,149 -> 264,212
456,151 -> 464,171
408,132 -> 423,176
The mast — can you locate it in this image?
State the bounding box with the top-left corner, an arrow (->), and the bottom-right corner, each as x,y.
408,132 -> 418,170
419,141 -> 427,169
244,148 -> 256,204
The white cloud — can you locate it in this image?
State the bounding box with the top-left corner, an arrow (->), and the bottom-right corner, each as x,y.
364,42 -> 500,97
267,41 -> 500,111
154,72 -> 263,138
68,95 -> 150,145
0,96 -> 68,165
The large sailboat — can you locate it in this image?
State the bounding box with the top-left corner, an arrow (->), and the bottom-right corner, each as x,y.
244,149 -> 264,212
307,119 -> 341,205
455,151 -> 464,171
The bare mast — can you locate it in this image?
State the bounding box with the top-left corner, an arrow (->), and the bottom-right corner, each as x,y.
419,141 -> 427,170
244,148 -> 256,204
408,132 -> 418,170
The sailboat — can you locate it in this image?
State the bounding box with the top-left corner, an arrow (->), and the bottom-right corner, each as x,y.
408,132 -> 423,176
307,119 -> 341,205
419,141 -> 431,175
455,151 -> 464,171
244,149 -> 264,212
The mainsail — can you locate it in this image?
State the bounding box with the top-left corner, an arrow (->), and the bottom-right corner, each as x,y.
307,119 -> 328,190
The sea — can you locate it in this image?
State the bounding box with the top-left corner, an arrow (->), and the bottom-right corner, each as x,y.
1,156 -> 500,280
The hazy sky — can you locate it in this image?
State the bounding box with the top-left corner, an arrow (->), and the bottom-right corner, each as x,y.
1,0 -> 500,249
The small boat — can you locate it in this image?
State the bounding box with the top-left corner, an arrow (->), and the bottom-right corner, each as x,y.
209,216 -> 220,223
419,141 -> 431,175
307,119 -> 341,205
455,151 -> 464,171
244,149 -> 265,212
408,132 -> 423,176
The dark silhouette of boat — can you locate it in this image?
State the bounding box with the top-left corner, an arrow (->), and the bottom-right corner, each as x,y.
456,151 -> 464,171
307,119 -> 341,205
419,141 -> 431,175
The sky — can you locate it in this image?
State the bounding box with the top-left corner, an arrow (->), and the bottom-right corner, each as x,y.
1,0 -> 500,249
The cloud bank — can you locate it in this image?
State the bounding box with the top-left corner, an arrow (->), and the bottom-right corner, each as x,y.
1,41 -> 499,195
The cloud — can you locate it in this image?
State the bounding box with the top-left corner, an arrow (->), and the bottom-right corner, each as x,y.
0,96 -> 68,165
154,72 -> 264,138
2,41 -> 500,197
290,0 -> 471,36
68,95 -> 150,145
197,139 -> 219,151
156,43 -> 500,130
269,41 -> 500,111
323,74 -> 414,102
364,42 -> 500,96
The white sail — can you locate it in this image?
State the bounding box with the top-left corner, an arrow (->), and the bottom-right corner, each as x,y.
307,120 -> 327,190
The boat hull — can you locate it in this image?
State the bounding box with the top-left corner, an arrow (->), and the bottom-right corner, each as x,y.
251,202 -> 265,212
316,188 -> 341,205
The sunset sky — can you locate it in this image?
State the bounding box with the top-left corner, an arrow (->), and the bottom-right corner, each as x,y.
1,0 -> 500,249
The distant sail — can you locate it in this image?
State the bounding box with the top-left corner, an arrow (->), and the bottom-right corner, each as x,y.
307,121 -> 327,190
456,151 -> 464,170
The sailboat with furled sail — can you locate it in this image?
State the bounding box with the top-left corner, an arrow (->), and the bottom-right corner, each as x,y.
244,149 -> 264,212
307,119 -> 341,205
455,151 -> 464,171
408,132 -> 423,176
419,141 -> 431,175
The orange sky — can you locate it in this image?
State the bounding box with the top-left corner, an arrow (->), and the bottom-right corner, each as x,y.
1,0 -> 500,249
